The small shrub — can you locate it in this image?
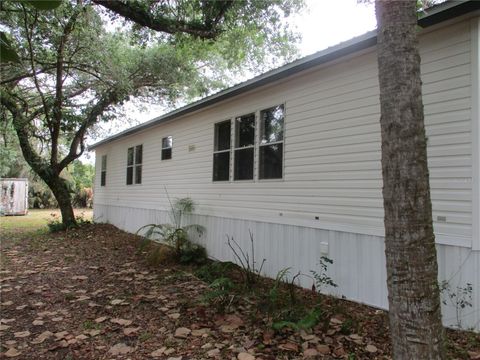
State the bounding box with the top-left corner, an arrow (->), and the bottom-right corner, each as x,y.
47,212 -> 91,233
75,212 -> 91,226
47,213 -> 65,232
268,267 -> 291,311
179,242 -> 208,265
194,261 -> 236,284
146,245 -> 176,266
272,307 -> 323,331
310,256 -> 337,294
439,280 -> 473,328
202,277 -> 236,311
266,258 -> 337,333
138,196 -> 206,265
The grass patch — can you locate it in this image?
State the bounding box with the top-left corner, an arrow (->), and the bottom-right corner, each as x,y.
0,209 -> 92,240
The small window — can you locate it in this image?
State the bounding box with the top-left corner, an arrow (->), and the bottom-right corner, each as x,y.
213,120 -> 231,181
126,145 -> 143,185
100,155 -> 107,186
162,136 -> 172,160
234,114 -> 255,180
259,105 -> 284,179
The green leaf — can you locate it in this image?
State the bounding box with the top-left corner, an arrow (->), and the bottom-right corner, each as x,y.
0,32 -> 21,63
272,320 -> 297,331
26,0 -> 62,10
296,308 -> 322,330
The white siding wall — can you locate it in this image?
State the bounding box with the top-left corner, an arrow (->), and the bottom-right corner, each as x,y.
94,204 -> 480,330
94,19 -> 474,248
93,17 -> 480,330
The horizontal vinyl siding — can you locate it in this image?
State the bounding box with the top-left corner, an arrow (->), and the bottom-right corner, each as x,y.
421,20 -> 473,243
94,19 -> 474,247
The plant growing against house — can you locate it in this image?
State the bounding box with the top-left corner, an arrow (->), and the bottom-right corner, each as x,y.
271,307 -> 323,331
202,277 -> 236,312
268,259 -> 337,332
439,280 -> 473,328
310,256 -> 337,295
266,267 -> 314,329
226,230 -> 266,290
194,261 -> 237,284
267,267 -> 311,313
138,197 -> 206,264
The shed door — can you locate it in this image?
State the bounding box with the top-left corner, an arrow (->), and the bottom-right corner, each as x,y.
14,182 -> 27,214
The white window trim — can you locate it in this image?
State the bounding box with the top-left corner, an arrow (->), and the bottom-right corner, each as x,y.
212,103 -> 286,183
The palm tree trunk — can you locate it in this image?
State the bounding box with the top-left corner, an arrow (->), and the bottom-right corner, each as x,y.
375,1 -> 446,358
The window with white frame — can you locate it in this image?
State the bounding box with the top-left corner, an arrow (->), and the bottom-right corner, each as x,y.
213,120 -> 231,181
162,136 -> 172,160
259,105 -> 284,179
212,104 -> 284,182
234,113 -> 255,180
126,144 -> 142,185
100,155 -> 107,186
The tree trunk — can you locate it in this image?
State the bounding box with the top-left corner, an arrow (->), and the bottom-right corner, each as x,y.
1,92 -> 78,229
44,174 -> 77,228
375,1 -> 445,359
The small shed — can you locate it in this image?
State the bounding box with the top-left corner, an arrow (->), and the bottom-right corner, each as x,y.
0,178 -> 29,216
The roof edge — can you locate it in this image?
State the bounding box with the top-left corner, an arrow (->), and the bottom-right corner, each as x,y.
89,30 -> 377,150
89,0 -> 480,150
418,0 -> 480,27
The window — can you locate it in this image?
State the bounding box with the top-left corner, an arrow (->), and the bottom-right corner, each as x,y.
234,113 -> 255,180
212,104 -> 285,182
213,120 -> 231,181
100,155 -> 107,186
162,136 -> 172,160
126,144 -> 142,185
259,105 -> 284,179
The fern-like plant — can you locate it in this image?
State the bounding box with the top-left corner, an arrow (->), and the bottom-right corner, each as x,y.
137,196 -> 206,262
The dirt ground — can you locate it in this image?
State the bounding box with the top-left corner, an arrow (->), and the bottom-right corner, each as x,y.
0,214 -> 478,359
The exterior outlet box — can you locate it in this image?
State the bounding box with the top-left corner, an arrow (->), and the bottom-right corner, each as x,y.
319,242 -> 329,256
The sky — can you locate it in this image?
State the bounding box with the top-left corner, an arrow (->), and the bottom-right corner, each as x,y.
292,0 -> 376,56
83,0 -> 377,162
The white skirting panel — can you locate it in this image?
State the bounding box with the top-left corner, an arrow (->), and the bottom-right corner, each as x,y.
94,204 -> 479,331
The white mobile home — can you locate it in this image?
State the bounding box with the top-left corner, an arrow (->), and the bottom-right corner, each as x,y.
91,1 -> 480,330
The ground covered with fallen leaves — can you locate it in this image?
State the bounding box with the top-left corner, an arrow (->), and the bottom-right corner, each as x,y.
1,221 -> 479,359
